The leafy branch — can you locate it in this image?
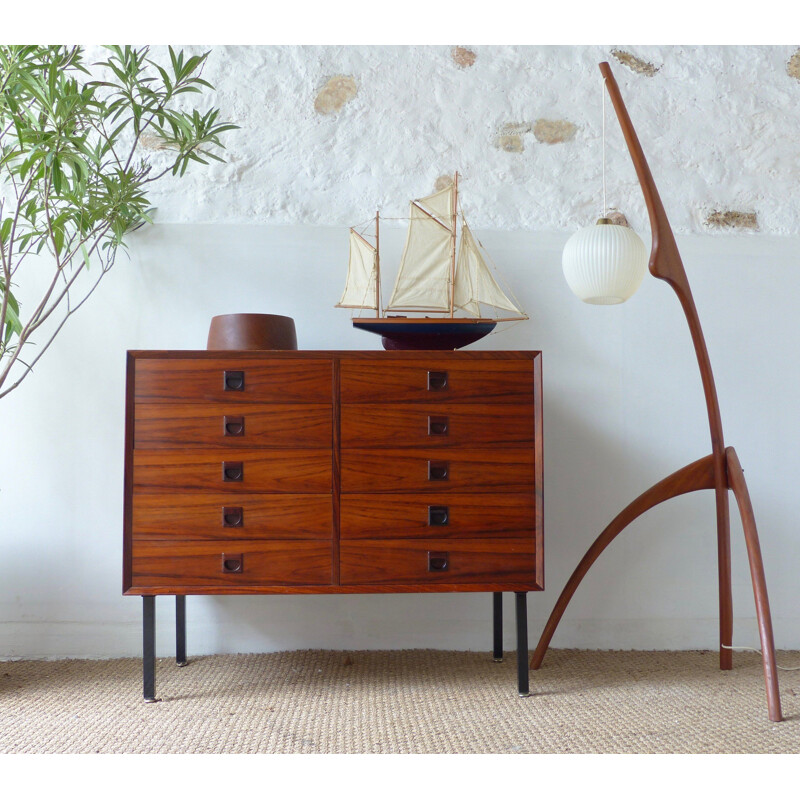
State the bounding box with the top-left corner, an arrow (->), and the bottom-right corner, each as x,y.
0,45 -> 237,398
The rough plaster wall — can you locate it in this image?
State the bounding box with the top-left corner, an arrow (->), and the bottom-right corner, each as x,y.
83,44 -> 800,236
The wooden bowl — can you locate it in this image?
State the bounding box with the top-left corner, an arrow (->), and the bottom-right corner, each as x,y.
207,314 -> 298,350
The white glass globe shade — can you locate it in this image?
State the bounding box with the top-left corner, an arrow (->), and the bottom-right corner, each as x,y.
562,220 -> 648,304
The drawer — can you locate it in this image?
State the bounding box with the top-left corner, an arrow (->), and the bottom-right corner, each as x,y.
132,493 -> 332,539
340,404 -> 533,449
341,449 -> 535,493
134,404 -> 332,449
133,449 -> 332,493
132,540 -> 332,589
340,356 -> 534,404
340,493 -> 535,539
339,538 -> 536,586
134,358 -> 332,404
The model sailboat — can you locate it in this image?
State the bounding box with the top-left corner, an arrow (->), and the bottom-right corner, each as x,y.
336,173 -> 528,350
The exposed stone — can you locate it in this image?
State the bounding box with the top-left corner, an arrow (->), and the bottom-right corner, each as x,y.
434,174 -> 454,191
139,132 -> 168,151
611,49 -> 660,77
787,49 -> 800,81
452,47 -> 477,68
494,133 -> 525,153
705,210 -> 758,230
493,119 -> 575,151
605,210 -> 631,227
314,75 -> 358,115
501,122 -> 533,135
533,118 -> 577,144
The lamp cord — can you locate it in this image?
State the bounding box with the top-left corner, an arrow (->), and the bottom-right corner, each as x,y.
721,643 -> 800,671
602,76 -> 607,219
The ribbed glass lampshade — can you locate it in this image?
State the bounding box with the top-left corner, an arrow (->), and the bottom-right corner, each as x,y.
562,219 -> 648,304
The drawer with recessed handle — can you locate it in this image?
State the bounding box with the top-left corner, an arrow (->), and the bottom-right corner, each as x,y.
131,493 -> 333,540
131,540 -> 332,590
340,403 -> 534,449
133,449 -> 332,493
340,448 -> 535,493
339,493 -> 535,539
134,403 -> 332,449
339,538 -> 537,587
340,355 -> 535,404
134,358 -> 332,404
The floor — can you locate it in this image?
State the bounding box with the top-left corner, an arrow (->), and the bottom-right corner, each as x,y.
1,648 -> 798,753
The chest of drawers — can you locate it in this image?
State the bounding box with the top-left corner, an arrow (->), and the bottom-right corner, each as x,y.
124,350 -> 543,700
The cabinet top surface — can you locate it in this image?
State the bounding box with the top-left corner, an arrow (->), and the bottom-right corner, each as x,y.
128,350 -> 541,359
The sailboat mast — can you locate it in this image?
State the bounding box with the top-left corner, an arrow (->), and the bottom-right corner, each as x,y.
375,211 -> 381,317
449,172 -> 458,317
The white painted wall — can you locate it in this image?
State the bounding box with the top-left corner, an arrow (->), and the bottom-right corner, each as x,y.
1,223 -> 799,658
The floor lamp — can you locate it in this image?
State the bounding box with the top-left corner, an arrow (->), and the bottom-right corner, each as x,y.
531,61 -> 783,723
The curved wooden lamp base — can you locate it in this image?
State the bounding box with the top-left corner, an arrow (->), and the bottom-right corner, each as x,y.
538,61 -> 784,723
530,447 -> 782,722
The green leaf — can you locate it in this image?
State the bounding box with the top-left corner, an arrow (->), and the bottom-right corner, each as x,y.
1,281 -> 23,339
79,241 -> 91,270
0,43 -> 235,395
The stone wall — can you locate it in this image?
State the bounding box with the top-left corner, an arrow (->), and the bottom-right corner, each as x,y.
93,45 -> 800,236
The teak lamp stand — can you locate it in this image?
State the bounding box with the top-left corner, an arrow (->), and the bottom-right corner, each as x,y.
531,62 -> 782,722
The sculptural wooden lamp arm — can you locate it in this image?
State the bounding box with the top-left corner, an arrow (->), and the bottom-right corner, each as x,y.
531,62 -> 782,722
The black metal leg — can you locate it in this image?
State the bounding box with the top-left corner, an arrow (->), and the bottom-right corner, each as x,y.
176,595 -> 187,667
143,596 -> 160,703
493,592 -> 503,662
515,592 -> 530,697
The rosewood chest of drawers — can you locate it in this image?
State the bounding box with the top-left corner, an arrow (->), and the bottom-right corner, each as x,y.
124,350 -> 543,700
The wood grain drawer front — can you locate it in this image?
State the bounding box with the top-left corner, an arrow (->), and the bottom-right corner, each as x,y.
341,449 -> 535,493
135,358 -> 332,404
340,493 -> 535,539
134,404 -> 332,449
340,539 -> 536,586
132,493 -> 332,540
340,357 -> 534,404
340,404 -> 533,449
133,450 -> 332,493
132,540 -> 332,589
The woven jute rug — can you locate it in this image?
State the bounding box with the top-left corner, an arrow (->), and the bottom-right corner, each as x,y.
1,649 -> 798,753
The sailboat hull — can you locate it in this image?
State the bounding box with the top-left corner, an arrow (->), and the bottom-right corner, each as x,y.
352,318 -> 497,350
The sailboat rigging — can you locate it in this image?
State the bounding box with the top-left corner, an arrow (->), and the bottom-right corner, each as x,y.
336,173 -> 527,349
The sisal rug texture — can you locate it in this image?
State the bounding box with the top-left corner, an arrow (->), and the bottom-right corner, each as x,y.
1,649 -> 798,754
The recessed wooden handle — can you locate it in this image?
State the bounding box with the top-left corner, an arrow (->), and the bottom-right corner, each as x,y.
221,553 -> 244,573
427,371 -> 448,391
428,460 -> 449,481
428,505 -> 449,526
222,461 -> 243,482
428,551 -> 449,572
222,506 -> 243,527
428,415 -> 449,436
223,370 -> 245,391
224,415 -> 245,436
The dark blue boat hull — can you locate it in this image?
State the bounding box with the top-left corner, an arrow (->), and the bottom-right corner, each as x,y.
352,319 -> 496,350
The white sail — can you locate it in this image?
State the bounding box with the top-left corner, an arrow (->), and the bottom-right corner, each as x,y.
416,185 -> 454,230
453,232 -> 480,317
386,203 -> 453,311
336,230 -> 377,309
454,224 -> 524,316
